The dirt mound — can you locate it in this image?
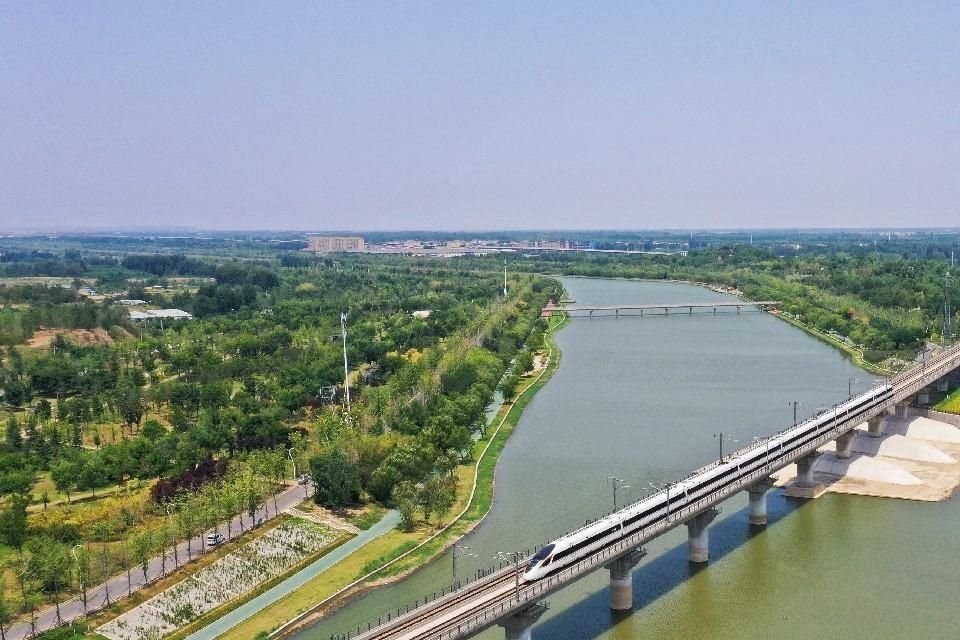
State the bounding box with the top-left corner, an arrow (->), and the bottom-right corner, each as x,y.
28,328 -> 114,349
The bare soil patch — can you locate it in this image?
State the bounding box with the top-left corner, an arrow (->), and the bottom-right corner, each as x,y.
28,327 -> 114,349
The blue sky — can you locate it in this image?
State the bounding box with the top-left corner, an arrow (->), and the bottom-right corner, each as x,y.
1,2 -> 957,231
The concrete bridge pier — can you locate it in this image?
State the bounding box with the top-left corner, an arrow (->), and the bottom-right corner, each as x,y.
686,507 -> 720,563
894,401 -> 909,419
867,415 -> 885,438
785,452 -> 824,499
499,603 -> 548,640
835,430 -> 856,459
605,548 -> 647,610
746,478 -> 775,526
918,388 -> 931,405
937,378 -> 950,393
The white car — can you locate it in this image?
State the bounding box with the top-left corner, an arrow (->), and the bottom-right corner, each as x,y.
206,532 -> 225,546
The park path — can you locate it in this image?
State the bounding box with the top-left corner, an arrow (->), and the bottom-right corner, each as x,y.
7,483 -> 312,640
184,510 -> 400,640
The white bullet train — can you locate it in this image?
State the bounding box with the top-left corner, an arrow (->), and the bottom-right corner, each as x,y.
522,381 -> 894,581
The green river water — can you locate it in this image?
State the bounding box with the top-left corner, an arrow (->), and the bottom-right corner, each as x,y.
297,277 -> 960,640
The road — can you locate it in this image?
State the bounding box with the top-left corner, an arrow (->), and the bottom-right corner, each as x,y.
7,483 -> 312,640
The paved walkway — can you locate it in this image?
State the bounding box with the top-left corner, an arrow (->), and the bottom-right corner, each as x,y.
185,510 -> 400,640
8,484 -> 312,640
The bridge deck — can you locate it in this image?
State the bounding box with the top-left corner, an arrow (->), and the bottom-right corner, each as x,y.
556,300 -> 780,312
343,343 -> 960,640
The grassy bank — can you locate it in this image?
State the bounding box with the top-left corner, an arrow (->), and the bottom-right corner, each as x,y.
772,311 -> 897,375
218,313 -> 568,640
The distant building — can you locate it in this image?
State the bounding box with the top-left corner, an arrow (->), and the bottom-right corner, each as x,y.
129,309 -> 193,321
308,235 -> 366,253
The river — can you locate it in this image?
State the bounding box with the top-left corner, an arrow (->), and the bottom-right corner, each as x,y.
297,277 -> 960,640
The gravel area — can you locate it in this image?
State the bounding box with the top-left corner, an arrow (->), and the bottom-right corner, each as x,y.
98,520 -> 333,640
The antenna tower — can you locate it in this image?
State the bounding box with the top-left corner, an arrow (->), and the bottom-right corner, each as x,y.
341,312 -> 351,410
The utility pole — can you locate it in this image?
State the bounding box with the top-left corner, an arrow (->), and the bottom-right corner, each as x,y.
789,401 -> 801,426
341,312 -> 350,411
497,551 -> 524,599
714,432 -> 735,462
606,476 -> 629,510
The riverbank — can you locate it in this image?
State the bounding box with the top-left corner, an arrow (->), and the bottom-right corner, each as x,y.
215,313 -> 568,640
562,274 -> 900,376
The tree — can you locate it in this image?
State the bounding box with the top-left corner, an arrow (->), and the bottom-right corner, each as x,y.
0,494 -> 29,549
35,399 -> 52,422
50,458 -> 79,502
419,475 -> 456,525
0,576 -> 13,640
392,481 -> 419,532
499,373 -> 520,401
115,384 -> 146,431
310,450 -> 361,508
74,544 -> 91,612
77,455 -> 107,497
129,530 -> 152,584
4,417 -> 21,451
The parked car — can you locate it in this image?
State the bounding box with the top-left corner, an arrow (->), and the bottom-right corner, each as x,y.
206,532 -> 225,546
297,474 -> 312,485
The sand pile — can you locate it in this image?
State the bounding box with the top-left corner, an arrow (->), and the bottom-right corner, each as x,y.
853,433 -> 956,464
775,413 -> 960,502
882,416 -> 960,444
813,455 -> 923,485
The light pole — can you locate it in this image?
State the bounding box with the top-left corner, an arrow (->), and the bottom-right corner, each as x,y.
452,544 -> 476,583
606,476 -> 629,511
714,432 -> 736,462
72,544 -> 86,613
341,312 -> 351,411
496,551 -> 524,599
789,401 -> 802,426
649,482 -> 674,522
165,503 -> 179,568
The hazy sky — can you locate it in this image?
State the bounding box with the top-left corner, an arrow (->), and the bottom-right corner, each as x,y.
1,2 -> 958,232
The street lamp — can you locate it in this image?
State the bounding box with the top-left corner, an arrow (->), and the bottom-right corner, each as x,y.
496,551 -> 525,599
452,543 -> 476,583
165,503 -> 179,568
606,476 -> 629,511
72,544 -> 86,613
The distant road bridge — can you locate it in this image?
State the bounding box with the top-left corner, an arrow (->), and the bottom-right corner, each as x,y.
337,342 -> 960,640
552,300 -> 780,317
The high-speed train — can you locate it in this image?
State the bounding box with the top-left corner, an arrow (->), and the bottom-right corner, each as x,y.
522,381 -> 894,581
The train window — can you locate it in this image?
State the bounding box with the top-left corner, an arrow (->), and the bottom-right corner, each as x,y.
529,544 -> 555,563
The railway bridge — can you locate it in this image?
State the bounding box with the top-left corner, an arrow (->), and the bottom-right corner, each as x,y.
337,343 -> 960,640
